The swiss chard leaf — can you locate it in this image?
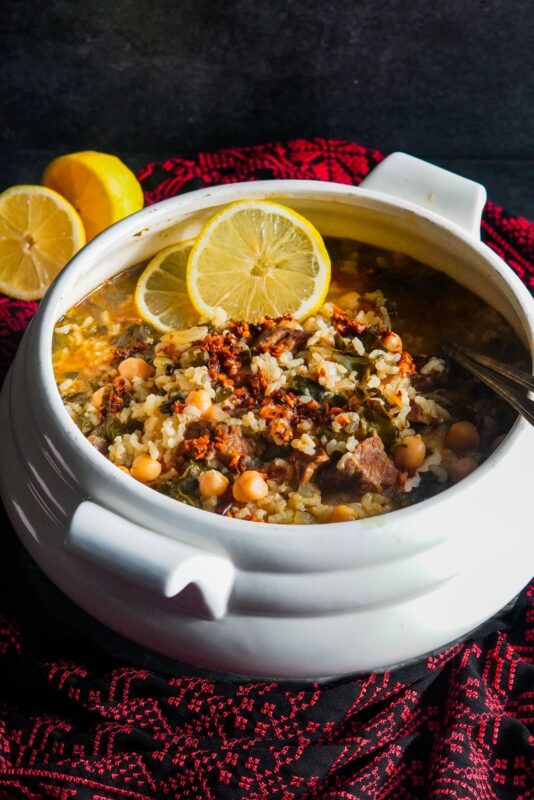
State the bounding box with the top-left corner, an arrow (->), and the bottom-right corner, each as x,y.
64,391 -> 90,403
76,416 -> 94,436
262,443 -> 292,461
92,416 -> 143,443
329,392 -> 348,408
332,352 -> 370,375
292,376 -> 330,403
112,322 -> 155,347
360,407 -> 397,448
360,331 -> 382,352
160,390 -> 187,414
154,462 -> 203,507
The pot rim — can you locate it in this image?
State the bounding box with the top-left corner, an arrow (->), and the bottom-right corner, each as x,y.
35,178 -> 534,538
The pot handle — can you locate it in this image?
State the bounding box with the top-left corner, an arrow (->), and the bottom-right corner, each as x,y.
66,501 -> 235,620
360,152 -> 486,239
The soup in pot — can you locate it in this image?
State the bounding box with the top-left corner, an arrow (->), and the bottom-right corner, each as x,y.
53,237 -> 525,524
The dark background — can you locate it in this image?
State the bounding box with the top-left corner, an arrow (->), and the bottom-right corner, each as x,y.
2,0 -> 533,216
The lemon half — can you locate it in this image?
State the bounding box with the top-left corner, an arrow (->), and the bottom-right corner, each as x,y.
186,200 -> 331,322
42,151 -> 144,241
0,184 -> 85,300
135,241 -> 199,332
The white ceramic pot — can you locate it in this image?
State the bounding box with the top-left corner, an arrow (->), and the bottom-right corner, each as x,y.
1,153 -> 533,679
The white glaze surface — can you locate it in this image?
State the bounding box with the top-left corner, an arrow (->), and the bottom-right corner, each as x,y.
1,153 -> 533,678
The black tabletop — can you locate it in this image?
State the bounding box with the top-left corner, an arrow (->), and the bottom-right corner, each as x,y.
2,0 -> 533,216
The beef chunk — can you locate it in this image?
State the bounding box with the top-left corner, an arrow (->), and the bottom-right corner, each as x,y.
254,325 -> 310,356
408,395 -> 449,426
182,420 -> 256,466
335,433 -> 399,492
181,420 -> 214,461
293,448 -> 330,484
218,424 -> 256,458
87,435 -> 109,455
184,419 -> 213,441
407,400 -> 432,425
412,356 -> 449,393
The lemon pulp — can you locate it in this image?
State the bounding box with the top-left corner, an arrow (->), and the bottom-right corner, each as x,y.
186,200 -> 330,323
0,185 -> 85,300
135,241 -> 199,332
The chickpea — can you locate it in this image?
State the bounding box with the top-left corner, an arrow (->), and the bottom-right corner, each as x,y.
205,404 -> 227,421
446,421 -> 480,454
337,291 -> 360,310
116,465 -> 130,475
186,389 -> 212,416
131,453 -> 161,483
232,470 -> 269,503
447,456 -> 478,484
91,385 -> 107,409
393,434 -> 426,471
118,357 -> 155,381
382,331 -> 403,353
330,504 -> 358,523
199,469 -> 229,498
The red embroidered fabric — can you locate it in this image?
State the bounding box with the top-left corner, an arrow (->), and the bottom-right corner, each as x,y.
0,139 -> 532,799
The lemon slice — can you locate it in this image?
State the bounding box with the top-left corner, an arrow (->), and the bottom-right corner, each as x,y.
42,151 -> 144,241
135,241 -> 199,332
0,185 -> 86,300
187,200 -> 331,322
